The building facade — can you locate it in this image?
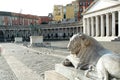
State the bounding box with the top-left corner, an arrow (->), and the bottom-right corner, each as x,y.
72,1 -> 79,21
42,22 -> 82,40
77,0 -> 94,21
0,11 -> 83,42
52,0 -> 94,22
0,11 -> 50,26
38,16 -> 50,24
83,0 -> 120,41
0,22 -> 82,42
53,5 -> 64,22
66,4 -> 75,20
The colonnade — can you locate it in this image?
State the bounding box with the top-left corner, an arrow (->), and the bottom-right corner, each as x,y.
42,26 -> 83,40
83,11 -> 120,37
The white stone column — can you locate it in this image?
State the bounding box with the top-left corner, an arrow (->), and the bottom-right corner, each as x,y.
101,14 -> 104,37
112,12 -> 116,36
91,17 -> 94,36
106,13 -> 110,36
118,11 -> 120,36
83,18 -> 86,34
87,18 -> 90,36
95,16 -> 99,36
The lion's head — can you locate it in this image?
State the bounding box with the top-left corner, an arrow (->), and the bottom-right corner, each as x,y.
67,33 -> 103,56
67,33 -> 90,55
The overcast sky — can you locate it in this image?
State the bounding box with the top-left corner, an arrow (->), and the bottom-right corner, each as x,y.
0,0 -> 74,16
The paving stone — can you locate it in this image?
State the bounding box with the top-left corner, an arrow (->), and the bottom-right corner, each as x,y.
3,55 -> 42,80
1,42 -> 120,80
1,43 -> 65,80
0,56 -> 18,80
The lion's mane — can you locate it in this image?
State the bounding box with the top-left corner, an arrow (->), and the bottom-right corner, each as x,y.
63,33 -> 112,69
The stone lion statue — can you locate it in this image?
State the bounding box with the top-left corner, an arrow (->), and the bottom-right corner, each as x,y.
62,33 -> 120,80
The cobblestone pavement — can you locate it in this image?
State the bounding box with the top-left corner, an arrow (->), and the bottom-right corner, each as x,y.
31,47 -> 69,58
0,56 -> 18,80
1,43 -> 66,80
1,41 -> 120,80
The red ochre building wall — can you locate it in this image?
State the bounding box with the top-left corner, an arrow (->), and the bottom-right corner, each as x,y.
0,11 -> 50,26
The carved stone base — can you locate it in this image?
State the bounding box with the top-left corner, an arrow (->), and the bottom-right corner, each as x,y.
14,37 -> 23,43
45,64 -> 96,80
45,70 -> 68,80
55,64 -> 93,80
29,43 -> 45,47
30,36 -> 44,47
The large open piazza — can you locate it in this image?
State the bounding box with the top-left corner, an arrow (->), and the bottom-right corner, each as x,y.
0,0 -> 120,80
0,40 -> 120,80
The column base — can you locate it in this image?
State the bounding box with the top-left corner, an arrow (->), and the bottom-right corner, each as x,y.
93,36 -> 117,41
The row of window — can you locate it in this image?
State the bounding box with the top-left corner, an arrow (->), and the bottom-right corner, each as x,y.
0,16 -> 38,26
79,2 -> 91,6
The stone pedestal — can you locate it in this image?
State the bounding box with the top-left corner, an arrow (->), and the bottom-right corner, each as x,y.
45,70 -> 68,80
30,36 -> 44,47
14,37 -> 23,43
45,64 -> 95,80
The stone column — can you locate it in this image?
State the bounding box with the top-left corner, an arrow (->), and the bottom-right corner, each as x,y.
91,17 -> 94,36
101,14 -> 104,37
95,16 -> 99,37
83,18 -> 86,34
112,12 -> 116,36
106,13 -> 110,36
118,11 -> 120,36
87,18 -> 90,36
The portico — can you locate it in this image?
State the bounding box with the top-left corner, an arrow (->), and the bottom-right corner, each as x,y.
83,0 -> 120,41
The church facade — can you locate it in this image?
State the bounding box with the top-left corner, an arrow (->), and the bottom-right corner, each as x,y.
82,0 -> 120,41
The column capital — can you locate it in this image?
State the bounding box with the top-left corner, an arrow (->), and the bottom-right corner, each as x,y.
105,13 -> 109,15
118,10 -> 120,12
90,16 -> 95,18
100,14 -> 104,17
90,16 -> 94,18
95,15 -> 98,17
83,18 -> 86,20
112,11 -> 115,13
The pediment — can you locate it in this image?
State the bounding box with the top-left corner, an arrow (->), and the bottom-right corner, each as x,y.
85,0 -> 120,13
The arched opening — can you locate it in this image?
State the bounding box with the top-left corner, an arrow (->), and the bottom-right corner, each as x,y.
55,33 -> 58,38
47,34 -> 50,39
63,33 -> 66,38
0,31 -> 4,42
70,33 -> 73,37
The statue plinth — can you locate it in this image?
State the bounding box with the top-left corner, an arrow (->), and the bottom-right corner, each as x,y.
45,70 -> 68,80
45,33 -> 120,80
30,36 -> 44,47
14,37 -> 23,43
45,64 -> 94,80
